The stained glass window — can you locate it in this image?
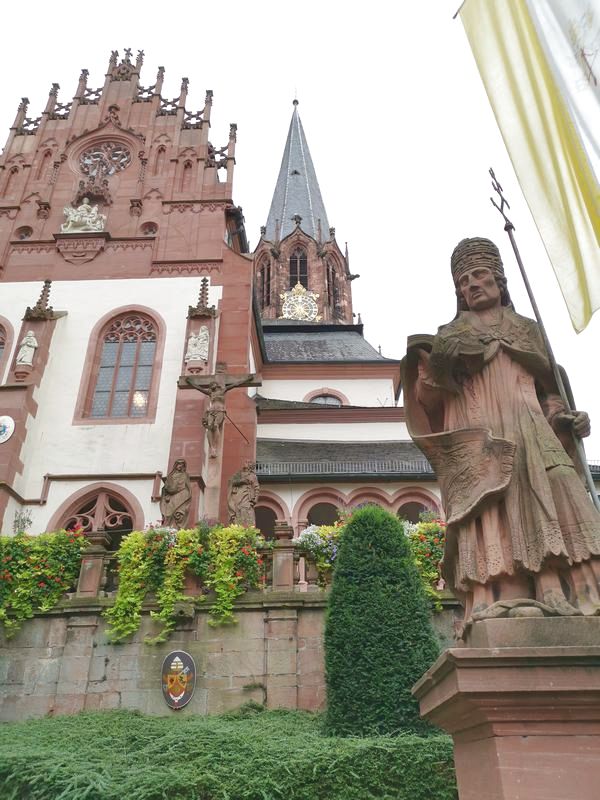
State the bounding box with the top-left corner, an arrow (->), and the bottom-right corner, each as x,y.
90,314 -> 157,418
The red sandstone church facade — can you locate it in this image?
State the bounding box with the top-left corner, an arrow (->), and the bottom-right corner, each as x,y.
0,50 -> 440,541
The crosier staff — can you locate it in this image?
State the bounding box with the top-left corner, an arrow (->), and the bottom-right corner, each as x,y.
489,168 -> 600,512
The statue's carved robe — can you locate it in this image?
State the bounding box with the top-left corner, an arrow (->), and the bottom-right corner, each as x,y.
403,308 -> 600,606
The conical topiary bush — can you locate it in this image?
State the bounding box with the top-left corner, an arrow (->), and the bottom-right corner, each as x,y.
325,505 -> 440,735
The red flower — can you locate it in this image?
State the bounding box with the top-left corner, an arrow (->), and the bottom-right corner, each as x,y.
38,581 -> 46,588
236,571 -> 243,578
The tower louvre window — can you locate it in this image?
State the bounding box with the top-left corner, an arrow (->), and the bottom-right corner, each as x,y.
326,261 -> 337,307
89,313 -> 157,419
289,248 -> 308,289
259,260 -> 272,307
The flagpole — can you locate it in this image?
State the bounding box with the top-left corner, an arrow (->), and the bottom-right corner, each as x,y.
489,169 -> 600,512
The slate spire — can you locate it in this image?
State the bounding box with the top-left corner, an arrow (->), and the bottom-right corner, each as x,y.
264,100 -> 330,242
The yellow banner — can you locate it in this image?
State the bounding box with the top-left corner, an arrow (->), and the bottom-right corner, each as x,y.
461,0 -> 600,332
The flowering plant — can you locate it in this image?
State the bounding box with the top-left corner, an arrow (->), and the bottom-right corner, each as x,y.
405,516 -> 446,610
296,523 -> 344,585
204,525 -> 267,626
0,528 -> 86,637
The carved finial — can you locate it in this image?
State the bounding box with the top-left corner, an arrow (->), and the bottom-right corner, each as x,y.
80,68 -> 89,81
292,214 -> 302,227
260,225 -> 266,237
19,97 -> 29,112
124,47 -> 133,62
24,279 -> 55,320
181,77 -> 189,91
329,226 -> 336,239
188,277 -> 216,319
229,123 -> 237,142
205,89 -> 213,104
293,98 -> 299,107
109,50 -> 118,69
35,280 -> 52,312
199,277 -> 209,308
136,50 -> 144,69
378,344 -> 382,355
157,66 -> 165,80
358,313 -> 362,324
49,83 -> 59,97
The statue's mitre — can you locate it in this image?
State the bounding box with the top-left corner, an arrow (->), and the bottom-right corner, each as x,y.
451,237 -> 504,284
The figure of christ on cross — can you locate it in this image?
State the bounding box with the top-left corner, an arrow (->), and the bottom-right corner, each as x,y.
182,362 -> 261,459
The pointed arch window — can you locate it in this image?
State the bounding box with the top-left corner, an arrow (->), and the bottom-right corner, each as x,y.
36,150 -> 53,182
289,248 -> 308,289
326,260 -> 337,308
153,146 -> 166,176
181,160 -> 193,193
259,258 -> 271,307
5,167 -> 18,196
89,313 -> 157,418
0,324 -> 5,362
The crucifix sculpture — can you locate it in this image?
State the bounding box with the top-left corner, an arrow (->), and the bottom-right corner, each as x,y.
181,362 -> 261,522
184,362 -> 261,458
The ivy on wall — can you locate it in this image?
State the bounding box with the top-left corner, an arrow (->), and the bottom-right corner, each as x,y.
104,523 -> 268,644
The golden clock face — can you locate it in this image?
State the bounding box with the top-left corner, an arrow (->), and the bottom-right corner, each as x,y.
280,283 -> 321,321
282,294 -> 318,320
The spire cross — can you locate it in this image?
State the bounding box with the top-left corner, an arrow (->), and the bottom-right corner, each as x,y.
489,168 -> 513,229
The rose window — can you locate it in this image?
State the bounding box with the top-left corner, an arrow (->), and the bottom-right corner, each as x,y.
79,142 -> 132,178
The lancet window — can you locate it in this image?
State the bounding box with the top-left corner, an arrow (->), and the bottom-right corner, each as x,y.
89,313 -> 157,418
289,248 -> 308,289
259,259 -> 272,307
326,261 -> 337,307
0,324 -> 5,362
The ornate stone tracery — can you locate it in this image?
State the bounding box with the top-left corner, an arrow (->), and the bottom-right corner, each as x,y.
62,490 -> 134,533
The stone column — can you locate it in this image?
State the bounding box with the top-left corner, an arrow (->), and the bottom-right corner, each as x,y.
270,522 -> 296,592
412,618 -> 600,800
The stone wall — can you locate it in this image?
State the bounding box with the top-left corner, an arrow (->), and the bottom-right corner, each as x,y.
0,594 -> 458,721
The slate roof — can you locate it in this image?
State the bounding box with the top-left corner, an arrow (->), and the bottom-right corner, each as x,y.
255,439 -> 434,480
264,102 -> 330,242
263,327 -> 389,362
255,396 -> 326,410
257,439 -> 426,463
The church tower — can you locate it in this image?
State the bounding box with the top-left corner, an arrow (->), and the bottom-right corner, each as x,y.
253,101 -> 355,324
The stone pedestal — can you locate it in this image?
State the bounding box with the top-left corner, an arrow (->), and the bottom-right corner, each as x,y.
271,522 -> 296,592
412,618 -> 600,800
76,532 -> 111,597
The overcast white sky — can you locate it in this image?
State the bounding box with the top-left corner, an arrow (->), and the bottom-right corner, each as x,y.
2,1 -> 599,457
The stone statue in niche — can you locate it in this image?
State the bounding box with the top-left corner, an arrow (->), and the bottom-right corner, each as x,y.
160,458 -> 192,529
184,326 -> 209,363
402,237 -> 600,636
15,330 -> 38,366
227,461 -> 260,527
61,197 -> 106,233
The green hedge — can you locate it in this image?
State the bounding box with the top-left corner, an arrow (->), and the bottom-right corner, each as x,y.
0,708 -> 457,800
325,506 -> 440,735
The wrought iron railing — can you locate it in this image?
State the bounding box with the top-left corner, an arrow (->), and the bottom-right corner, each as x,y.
255,459 -> 434,477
